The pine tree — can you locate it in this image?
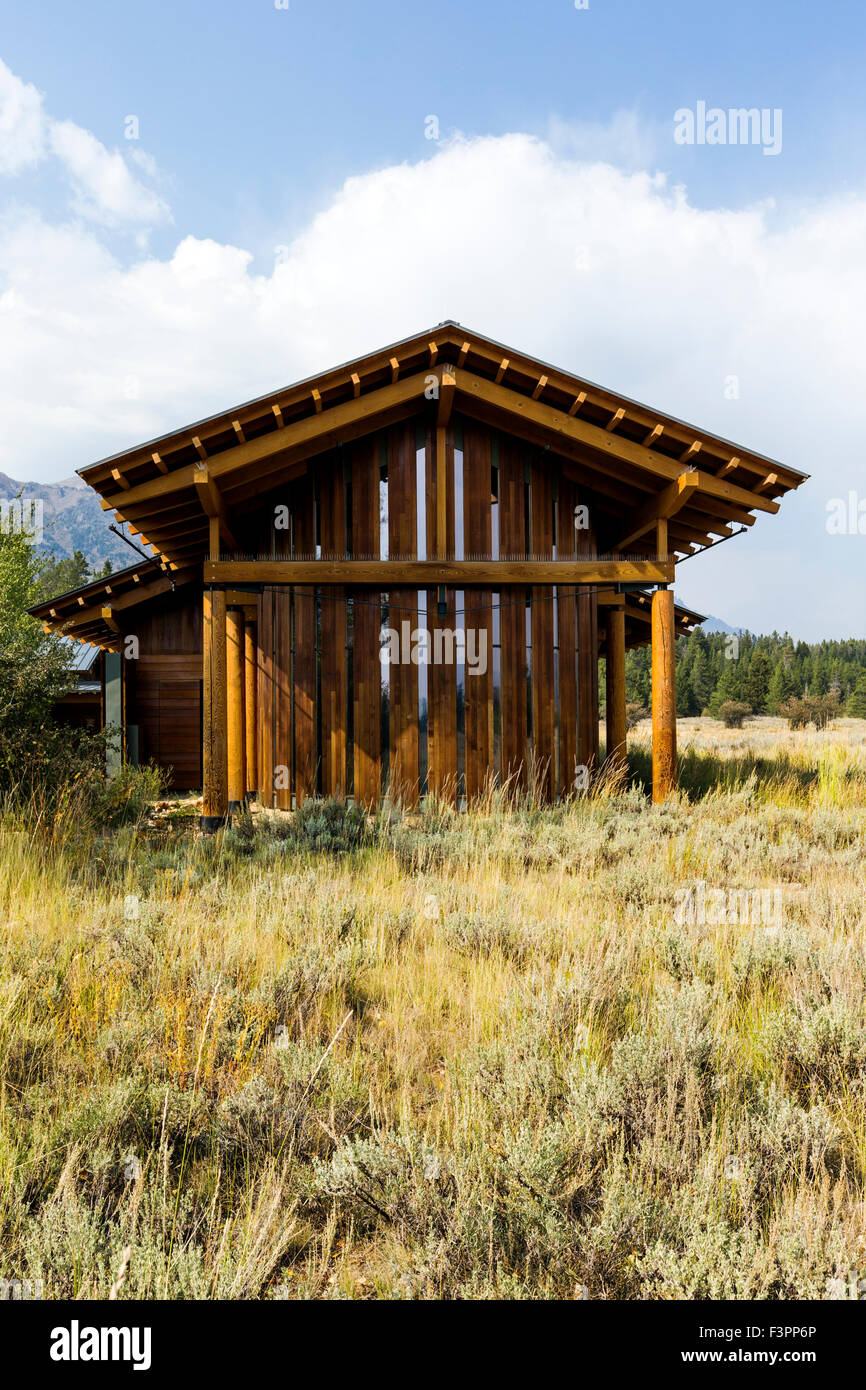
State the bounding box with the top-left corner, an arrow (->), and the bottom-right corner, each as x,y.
767,660 -> 796,712
745,648 -> 772,713
690,648 -> 712,713
848,673 -> 866,718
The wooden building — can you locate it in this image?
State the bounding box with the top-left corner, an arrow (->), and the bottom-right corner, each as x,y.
30,323 -> 806,823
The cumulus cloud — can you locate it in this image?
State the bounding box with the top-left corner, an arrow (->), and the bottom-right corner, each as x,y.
0,59 -> 45,173
0,87 -> 863,634
48,120 -> 170,227
0,56 -> 167,227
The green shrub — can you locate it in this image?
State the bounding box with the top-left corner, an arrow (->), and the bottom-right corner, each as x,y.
281,796 -> 370,854
718,700 -> 752,729
779,692 -> 840,731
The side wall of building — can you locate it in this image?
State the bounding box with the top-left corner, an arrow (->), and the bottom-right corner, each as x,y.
124,587 -> 203,790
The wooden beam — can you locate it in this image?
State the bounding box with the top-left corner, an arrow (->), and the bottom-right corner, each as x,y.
615,471 -> 700,550
532,374 -> 548,401
495,357 -> 509,384
568,391 -> 587,417
202,587 -> 228,828
679,440 -> 701,465
436,425 -> 448,558
687,494 -> 755,528
232,420 -> 246,445
437,369 -> 456,429
100,606 -> 120,634
605,407 -> 625,433
755,471 -> 779,494
651,588 -> 677,802
205,558 -> 676,586
643,424 -> 663,448
194,465 -> 237,552
272,404 -> 284,428
152,452 -> 168,474
226,607 -> 246,812
101,370 -> 432,512
110,468 -> 130,491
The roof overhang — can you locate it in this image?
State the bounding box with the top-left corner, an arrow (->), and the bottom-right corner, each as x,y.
29,559 -> 199,649
74,322 -> 807,571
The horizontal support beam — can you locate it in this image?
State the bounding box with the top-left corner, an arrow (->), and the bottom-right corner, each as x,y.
205,558 -> 675,586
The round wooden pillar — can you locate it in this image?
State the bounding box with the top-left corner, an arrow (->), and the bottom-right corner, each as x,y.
202,587 -> 228,830
651,587 -> 677,801
605,606 -> 627,771
244,619 -> 258,799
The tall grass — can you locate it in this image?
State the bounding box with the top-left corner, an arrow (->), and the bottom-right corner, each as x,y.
0,721 -> 864,1299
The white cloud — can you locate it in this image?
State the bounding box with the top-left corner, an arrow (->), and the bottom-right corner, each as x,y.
0,59 -> 46,173
48,120 -> 170,227
0,115 -> 864,636
0,56 -> 167,228
547,109 -> 665,170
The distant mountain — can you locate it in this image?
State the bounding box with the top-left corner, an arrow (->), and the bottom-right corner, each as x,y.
697,615 -> 742,636
0,472 -> 132,570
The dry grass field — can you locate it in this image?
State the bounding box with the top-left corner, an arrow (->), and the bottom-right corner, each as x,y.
1,717 -> 864,1300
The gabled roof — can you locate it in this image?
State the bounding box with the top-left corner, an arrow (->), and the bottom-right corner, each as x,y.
76,321 -> 807,571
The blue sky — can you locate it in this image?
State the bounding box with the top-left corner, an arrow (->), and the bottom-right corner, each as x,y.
1,0 -> 865,637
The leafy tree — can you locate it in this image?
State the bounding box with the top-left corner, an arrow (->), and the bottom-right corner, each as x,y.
0,529 -> 74,787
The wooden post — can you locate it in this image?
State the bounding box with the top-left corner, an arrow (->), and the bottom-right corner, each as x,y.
202,587 -> 228,830
226,606 -> 245,813
605,606 -> 627,771
651,587 -> 677,801
576,517 -> 600,773
244,619 -> 258,798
